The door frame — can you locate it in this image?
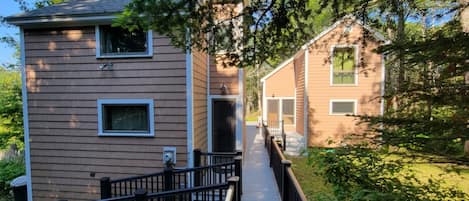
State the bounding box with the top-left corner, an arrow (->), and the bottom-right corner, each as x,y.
208,95 -> 242,153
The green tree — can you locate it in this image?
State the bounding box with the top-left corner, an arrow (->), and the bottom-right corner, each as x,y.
0,68 -> 23,150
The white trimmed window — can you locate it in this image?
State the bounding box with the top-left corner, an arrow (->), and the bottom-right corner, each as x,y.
331,46 -> 357,85
97,99 -> 154,136
266,98 -> 295,125
329,100 -> 357,115
96,25 -> 153,58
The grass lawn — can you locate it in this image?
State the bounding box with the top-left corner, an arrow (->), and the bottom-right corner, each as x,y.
288,153 -> 469,201
246,111 -> 260,122
288,156 -> 334,201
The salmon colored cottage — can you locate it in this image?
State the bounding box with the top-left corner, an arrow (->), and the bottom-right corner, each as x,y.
262,16 -> 388,148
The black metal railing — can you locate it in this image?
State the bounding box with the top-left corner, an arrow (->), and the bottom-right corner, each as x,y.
100,150 -> 242,200
262,123 -> 307,201
99,176 -> 240,201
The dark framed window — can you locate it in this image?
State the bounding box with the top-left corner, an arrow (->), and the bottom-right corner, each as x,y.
97,25 -> 152,58
97,99 -> 154,136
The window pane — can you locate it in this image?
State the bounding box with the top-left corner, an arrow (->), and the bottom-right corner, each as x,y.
333,47 -> 355,84
100,25 -> 148,55
332,102 -> 355,114
103,105 -> 149,132
267,99 -> 279,125
282,99 -> 294,124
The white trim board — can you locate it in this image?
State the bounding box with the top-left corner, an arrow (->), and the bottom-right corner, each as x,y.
20,28 -> 33,201
96,99 -> 155,137
260,57 -> 294,82
303,48 -> 309,148
186,29 -> 194,169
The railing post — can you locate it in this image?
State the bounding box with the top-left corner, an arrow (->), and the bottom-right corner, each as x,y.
193,149 -> 201,187
270,136 -> 275,167
234,156 -> 243,195
228,176 -> 240,201
134,189 -> 147,201
164,167 -> 174,201
282,120 -> 286,151
281,160 -> 292,201
100,177 -> 111,199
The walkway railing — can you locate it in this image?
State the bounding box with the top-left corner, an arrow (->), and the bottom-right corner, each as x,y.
99,176 -> 240,201
99,150 -> 242,200
262,124 -> 307,201
264,120 -> 286,151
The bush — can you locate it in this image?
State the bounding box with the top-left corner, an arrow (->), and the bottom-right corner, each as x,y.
0,153 -> 25,200
308,145 -> 467,201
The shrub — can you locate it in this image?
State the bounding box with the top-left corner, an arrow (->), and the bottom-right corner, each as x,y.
308,145 -> 467,201
0,153 -> 25,199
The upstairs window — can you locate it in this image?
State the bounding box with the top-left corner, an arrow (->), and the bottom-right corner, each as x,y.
332,47 -> 357,85
96,25 -> 153,58
98,99 -> 154,137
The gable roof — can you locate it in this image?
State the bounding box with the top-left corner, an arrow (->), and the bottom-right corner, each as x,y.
261,15 -> 389,82
302,15 -> 388,49
6,0 -> 131,26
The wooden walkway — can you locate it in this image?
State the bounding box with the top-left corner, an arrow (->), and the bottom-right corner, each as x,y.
242,124 -> 281,201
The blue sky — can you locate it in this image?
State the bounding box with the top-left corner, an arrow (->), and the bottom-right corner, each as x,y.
0,0 -> 31,66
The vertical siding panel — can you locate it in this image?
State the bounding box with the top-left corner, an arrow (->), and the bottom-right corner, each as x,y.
24,27 -> 188,201
192,49 -> 208,151
294,52 -> 305,136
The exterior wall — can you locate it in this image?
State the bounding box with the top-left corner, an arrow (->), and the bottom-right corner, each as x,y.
264,61 -> 295,97
294,51 -> 305,135
307,22 -> 382,147
192,49 -> 208,151
209,57 -> 239,95
24,27 -> 188,201
264,60 -> 296,132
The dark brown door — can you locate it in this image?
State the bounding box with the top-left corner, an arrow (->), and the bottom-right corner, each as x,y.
212,100 -> 236,152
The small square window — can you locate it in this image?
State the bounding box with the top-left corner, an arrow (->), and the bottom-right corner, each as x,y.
332,47 -> 357,85
330,100 -> 356,115
96,25 -> 152,58
98,99 -> 154,136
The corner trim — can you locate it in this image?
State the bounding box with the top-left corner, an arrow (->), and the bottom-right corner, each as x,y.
19,28 -> 33,201
238,68 -> 244,150
186,29 -> 194,169
303,49 -> 309,148
380,54 -> 386,116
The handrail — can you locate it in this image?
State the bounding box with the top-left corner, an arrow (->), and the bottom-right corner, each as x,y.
201,151 -> 240,156
146,183 -> 229,198
110,172 -> 164,183
173,161 -> 234,173
286,168 -> 308,201
262,123 -> 307,201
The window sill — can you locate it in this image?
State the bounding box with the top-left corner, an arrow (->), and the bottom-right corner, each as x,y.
96,54 -> 153,59
328,113 -> 356,116
98,132 -> 154,137
330,84 -> 358,87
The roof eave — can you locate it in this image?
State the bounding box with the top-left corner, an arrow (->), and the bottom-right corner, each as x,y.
5,13 -> 118,28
